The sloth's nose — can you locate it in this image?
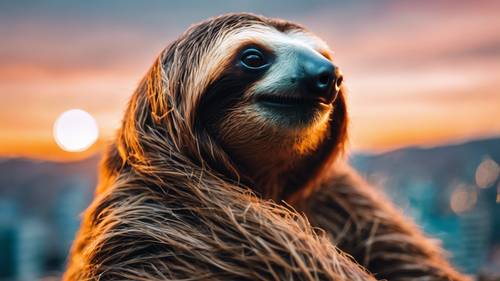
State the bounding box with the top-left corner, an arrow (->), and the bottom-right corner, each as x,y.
302,55 -> 342,103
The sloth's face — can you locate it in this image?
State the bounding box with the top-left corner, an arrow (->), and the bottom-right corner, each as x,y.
200,27 -> 343,176
237,38 -> 342,129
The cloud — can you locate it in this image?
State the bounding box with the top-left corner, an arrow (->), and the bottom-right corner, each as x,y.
0,0 -> 499,158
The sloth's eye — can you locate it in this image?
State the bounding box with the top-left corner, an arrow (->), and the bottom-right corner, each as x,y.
240,48 -> 267,69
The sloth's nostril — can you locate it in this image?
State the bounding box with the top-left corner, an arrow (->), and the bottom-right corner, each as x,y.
335,75 -> 343,90
318,73 -> 331,86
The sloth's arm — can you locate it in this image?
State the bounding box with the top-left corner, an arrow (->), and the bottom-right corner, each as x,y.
294,164 -> 470,281
64,176 -> 376,281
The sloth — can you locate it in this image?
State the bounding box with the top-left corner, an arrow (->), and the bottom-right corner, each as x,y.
64,13 -> 469,281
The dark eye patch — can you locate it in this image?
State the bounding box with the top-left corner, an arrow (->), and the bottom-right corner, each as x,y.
196,42 -> 274,130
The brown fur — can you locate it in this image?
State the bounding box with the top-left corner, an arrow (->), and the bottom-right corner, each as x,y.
64,13 -> 372,281
292,164 -> 471,281
64,13 -> 469,281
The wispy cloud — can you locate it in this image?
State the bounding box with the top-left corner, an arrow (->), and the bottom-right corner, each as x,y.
0,0 -> 499,159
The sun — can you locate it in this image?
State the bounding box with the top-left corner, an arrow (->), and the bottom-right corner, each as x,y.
53,109 -> 99,152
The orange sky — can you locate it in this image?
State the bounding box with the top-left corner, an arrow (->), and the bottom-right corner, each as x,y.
0,1 -> 499,161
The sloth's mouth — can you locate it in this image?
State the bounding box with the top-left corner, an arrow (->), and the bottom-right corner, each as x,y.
256,95 -> 329,108
255,94 -> 331,127
255,94 -> 332,127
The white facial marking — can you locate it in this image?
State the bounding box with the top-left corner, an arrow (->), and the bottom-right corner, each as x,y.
183,25 -> 333,124
251,30 -> 332,95
192,26 -> 331,102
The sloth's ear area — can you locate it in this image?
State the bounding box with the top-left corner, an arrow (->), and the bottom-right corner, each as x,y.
115,55 -> 178,164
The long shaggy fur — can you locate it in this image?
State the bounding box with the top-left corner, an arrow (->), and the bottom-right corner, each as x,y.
65,13 -> 469,281
292,164 -> 470,281
64,14 -> 374,281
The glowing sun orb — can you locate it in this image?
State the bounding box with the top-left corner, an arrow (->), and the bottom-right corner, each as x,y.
53,109 -> 99,152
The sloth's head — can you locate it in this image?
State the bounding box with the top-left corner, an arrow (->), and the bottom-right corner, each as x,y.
119,13 -> 347,199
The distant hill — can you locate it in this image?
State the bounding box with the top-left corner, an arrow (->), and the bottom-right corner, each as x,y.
1,137 -> 499,218
351,137 -> 500,187
0,154 -> 99,217
0,154 -> 100,277
350,137 -> 500,275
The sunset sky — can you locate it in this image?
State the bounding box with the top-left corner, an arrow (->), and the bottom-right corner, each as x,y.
1,0 -> 499,161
